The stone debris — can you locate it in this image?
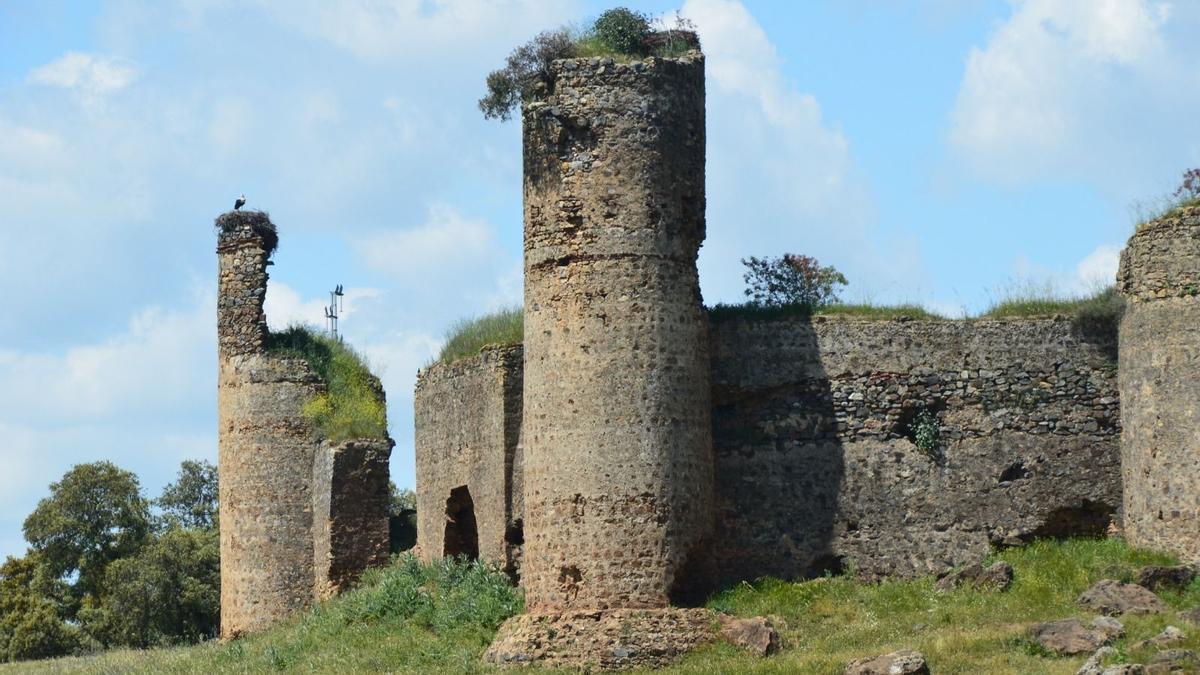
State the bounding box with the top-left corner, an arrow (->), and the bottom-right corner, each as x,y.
1131,625 -> 1186,651
717,615 -> 780,657
1077,580 -> 1169,615
844,649 -> 929,675
934,560 -> 1014,592
1030,619 -> 1114,655
1078,646 -> 1118,675
1101,666 -> 1146,674
1135,565 -> 1197,592
1178,607 -> 1200,625
1146,649 -> 1198,673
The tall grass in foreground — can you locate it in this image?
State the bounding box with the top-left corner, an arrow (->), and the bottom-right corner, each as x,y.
267,325 -> 387,442
436,307 -> 523,365
9,540 -> 1200,674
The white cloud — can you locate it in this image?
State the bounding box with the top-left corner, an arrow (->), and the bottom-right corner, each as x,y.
1006,242 -> 1122,298
29,51 -> 139,100
679,0 -> 922,304
1073,243 -> 1121,291
263,281 -> 382,332
949,0 -> 1200,195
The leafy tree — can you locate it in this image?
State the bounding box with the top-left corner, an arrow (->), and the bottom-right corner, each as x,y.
389,482 -> 416,517
0,555 -> 82,662
79,528 -> 219,648
389,482 -> 418,554
156,460 -> 218,530
741,254 -> 848,309
22,461 -> 151,603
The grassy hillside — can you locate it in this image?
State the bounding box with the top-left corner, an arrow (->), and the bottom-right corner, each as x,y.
11,540 -> 1200,674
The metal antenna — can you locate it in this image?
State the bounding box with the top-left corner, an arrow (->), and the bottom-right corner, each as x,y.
325,284 -> 345,341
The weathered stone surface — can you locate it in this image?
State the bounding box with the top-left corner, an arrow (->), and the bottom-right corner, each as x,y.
1092,616 -> 1126,641
1077,580 -> 1168,616
1078,646 -> 1118,675
313,438 -> 393,600
1119,205 -> 1200,563
1102,666 -> 1146,675
1146,649 -> 1198,674
935,561 -> 1014,592
1178,607 -> 1200,624
414,345 -> 523,579
521,53 -> 712,613
1031,619 -> 1113,656
844,649 -> 929,675
717,615 -> 780,657
709,316 -> 1121,584
483,608 -> 717,670
1131,626 -> 1186,651
1136,566 -> 1198,592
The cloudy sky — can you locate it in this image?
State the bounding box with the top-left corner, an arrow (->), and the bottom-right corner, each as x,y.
1,0 -> 1197,561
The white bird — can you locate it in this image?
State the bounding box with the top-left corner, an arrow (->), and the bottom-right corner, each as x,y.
234,193 -> 246,210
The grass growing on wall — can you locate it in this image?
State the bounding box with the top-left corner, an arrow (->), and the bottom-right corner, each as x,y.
267,326 -> 387,442
436,307 -> 523,365
707,302 -> 946,323
982,285 -> 1124,321
12,539 -> 1200,674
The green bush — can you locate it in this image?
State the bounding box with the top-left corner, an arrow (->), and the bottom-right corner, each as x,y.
742,254 -> 848,309
436,307 -> 523,365
339,554 -> 521,634
267,326 -> 388,442
593,7 -> 652,55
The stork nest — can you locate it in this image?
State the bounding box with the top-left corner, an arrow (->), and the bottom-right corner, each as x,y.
215,209 -> 278,256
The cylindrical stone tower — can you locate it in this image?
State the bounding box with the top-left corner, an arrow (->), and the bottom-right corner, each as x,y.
520,52 -> 713,612
216,211 -> 324,637
1118,203 -> 1200,561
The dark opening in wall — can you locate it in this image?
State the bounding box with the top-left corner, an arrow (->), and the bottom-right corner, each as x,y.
1024,499 -> 1114,541
505,518 -> 524,546
999,462 -> 1032,483
443,486 -> 479,560
807,552 -> 846,578
389,509 -> 417,554
893,401 -> 945,442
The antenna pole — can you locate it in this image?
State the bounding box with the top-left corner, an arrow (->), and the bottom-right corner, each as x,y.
325,284 -> 345,341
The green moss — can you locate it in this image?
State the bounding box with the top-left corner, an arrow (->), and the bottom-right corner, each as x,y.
436,307 -> 523,366
266,326 -> 387,443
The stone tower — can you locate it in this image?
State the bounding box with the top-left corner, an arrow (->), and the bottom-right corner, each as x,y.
1118,204 -> 1200,561
519,52 -> 713,613
216,210 -> 392,638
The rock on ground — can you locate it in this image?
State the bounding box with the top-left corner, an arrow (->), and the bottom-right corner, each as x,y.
1077,580 -> 1169,616
1135,565 -> 1197,592
1146,649 -> 1198,674
1131,626 -> 1186,651
934,561 -> 1014,592
1078,646 -> 1117,675
1030,619 -> 1114,656
1177,607 -> 1200,625
844,649 -> 929,675
717,615 -> 780,657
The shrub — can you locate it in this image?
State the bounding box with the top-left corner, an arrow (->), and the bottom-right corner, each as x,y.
436,307 -> 523,365
478,29 -> 575,121
908,405 -> 942,459
593,7 -> 652,55
267,326 -> 388,442
742,254 -> 848,309
1173,168 -> 1200,203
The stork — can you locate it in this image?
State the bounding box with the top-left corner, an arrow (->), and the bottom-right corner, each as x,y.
234,193 -> 246,210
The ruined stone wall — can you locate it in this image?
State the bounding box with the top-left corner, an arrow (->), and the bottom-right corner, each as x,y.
217,211 -> 391,637
413,345 -> 523,575
1119,205 -> 1200,561
709,316 -> 1121,583
521,53 -> 712,612
312,438 -> 394,600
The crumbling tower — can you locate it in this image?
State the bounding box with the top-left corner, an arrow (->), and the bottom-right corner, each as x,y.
520,51 -> 713,612
1118,204 -> 1200,561
216,211 -> 392,638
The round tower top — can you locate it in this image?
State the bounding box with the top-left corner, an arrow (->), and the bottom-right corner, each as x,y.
1118,204 -> 1200,302
216,210 -> 278,256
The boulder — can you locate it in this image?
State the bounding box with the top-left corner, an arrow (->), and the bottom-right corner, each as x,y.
1030,619 -> 1111,656
1100,666 -> 1146,674
718,615 -> 780,657
1091,616 -> 1126,641
1177,607 -> 1200,625
1078,646 -> 1117,675
1145,649 -> 1197,674
1131,626 -> 1185,651
1077,580 -> 1169,616
1135,566 -> 1196,592
934,561 -> 1014,592
844,649 -> 929,675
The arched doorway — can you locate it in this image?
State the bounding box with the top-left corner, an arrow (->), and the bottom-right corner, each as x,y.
443,485 -> 479,560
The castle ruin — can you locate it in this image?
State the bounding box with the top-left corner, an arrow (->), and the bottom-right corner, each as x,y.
216,211 -> 393,637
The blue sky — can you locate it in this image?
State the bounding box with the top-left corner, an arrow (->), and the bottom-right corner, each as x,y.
1,0 -> 1197,562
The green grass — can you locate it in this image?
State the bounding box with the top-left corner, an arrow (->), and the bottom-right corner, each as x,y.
436,307 -> 523,366
1131,195 -> 1200,229
708,302 -> 945,323
11,539 -> 1200,674
266,326 -> 387,442
982,285 -> 1123,322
